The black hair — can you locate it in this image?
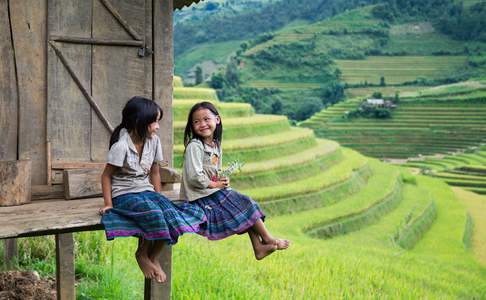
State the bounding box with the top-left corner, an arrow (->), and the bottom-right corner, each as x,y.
183,101 -> 223,148
109,96 -> 163,148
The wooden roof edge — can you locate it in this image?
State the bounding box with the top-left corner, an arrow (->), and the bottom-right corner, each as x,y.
174,0 -> 204,10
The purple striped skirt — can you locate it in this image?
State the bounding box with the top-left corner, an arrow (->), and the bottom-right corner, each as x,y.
192,188 -> 265,240
101,191 -> 206,245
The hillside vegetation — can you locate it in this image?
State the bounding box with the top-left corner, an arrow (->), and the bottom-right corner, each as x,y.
203,1 -> 486,121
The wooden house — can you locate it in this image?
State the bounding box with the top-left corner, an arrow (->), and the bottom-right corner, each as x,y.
0,1 -> 202,299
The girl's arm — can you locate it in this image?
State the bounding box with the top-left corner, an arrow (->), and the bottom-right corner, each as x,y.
100,164 -> 117,214
150,163 -> 162,193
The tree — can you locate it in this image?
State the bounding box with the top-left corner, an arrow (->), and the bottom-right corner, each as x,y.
195,66 -> 203,85
372,91 -> 383,99
271,99 -> 283,114
380,76 -> 386,86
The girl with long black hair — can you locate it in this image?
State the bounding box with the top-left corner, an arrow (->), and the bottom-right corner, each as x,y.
100,96 -> 206,282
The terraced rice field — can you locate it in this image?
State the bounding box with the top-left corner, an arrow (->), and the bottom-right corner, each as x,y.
335,56 -> 468,85
10,80 -> 486,299
402,147 -> 486,195
301,84 -> 486,159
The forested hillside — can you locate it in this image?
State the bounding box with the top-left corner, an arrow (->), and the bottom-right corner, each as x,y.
182,0 -> 486,121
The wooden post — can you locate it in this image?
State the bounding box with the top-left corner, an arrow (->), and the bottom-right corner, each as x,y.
56,233 -> 75,300
144,245 -> 172,300
3,239 -> 18,268
151,0 -> 173,298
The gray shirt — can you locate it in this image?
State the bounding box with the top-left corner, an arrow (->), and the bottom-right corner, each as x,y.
107,128 -> 163,198
180,139 -> 222,201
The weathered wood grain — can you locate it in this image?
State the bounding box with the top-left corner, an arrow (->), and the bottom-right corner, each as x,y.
0,188 -> 179,239
50,35 -> 143,47
150,2 -> 174,299
160,167 -> 181,183
99,0 -> 143,41
47,0 -> 92,162
91,0 -> 152,161
0,1 -> 18,161
154,0 -> 174,169
4,239 -> 18,268
0,160 -> 32,207
10,0 -> 48,185
32,184 -> 64,200
63,168 -> 103,199
56,233 -> 75,300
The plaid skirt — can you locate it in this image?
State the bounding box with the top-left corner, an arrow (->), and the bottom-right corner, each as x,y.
192,189 -> 265,240
101,191 -> 206,245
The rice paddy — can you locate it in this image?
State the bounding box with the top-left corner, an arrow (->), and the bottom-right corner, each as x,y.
335,56 -> 468,85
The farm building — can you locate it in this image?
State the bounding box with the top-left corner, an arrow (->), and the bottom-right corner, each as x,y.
0,1 -> 202,299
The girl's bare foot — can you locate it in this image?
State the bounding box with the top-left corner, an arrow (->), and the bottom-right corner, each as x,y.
135,251 -> 157,279
264,237 -> 290,250
149,256 -> 167,283
254,243 -> 277,260
274,238 -> 290,250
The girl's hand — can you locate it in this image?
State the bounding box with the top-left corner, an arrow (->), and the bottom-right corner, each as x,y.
208,177 -> 230,189
99,205 -> 113,215
220,176 -> 230,187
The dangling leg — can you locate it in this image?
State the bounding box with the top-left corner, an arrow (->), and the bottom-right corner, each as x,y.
135,238 -> 157,279
248,228 -> 277,260
252,219 -> 290,250
148,240 -> 167,283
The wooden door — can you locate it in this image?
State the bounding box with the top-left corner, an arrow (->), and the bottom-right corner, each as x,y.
47,0 -> 153,163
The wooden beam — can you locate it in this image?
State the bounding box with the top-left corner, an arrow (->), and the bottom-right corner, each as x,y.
50,35 -> 143,47
52,161 -> 106,170
56,233 -> 75,300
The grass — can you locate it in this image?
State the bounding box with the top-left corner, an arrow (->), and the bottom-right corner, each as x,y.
173,87 -> 219,101
174,115 -> 290,144
242,148 -> 368,202
232,140 -> 342,188
241,80 -> 322,90
335,56 -> 468,85
306,172 -> 403,239
453,187 -> 486,265
173,100 -> 254,121
344,85 -> 428,98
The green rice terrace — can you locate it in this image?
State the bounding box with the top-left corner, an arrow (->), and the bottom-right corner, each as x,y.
402,145 -> 486,195
3,81 -> 485,299
301,80 -> 486,159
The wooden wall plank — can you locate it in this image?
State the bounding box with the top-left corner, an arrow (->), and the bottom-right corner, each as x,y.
90,0 -> 152,161
0,1 -> 18,161
10,0 -> 48,185
47,0 -> 92,162
154,0 -> 174,168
